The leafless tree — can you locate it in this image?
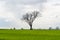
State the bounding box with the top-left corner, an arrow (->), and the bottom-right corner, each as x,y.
22,11 -> 40,30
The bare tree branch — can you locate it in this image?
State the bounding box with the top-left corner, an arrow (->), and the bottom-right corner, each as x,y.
22,11 -> 40,30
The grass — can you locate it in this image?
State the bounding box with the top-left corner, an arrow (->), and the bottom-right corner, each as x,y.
0,29 -> 60,40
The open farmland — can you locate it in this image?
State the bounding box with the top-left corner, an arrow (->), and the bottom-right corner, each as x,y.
0,30 -> 60,40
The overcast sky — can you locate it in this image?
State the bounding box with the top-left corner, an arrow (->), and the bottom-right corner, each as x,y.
0,0 -> 60,29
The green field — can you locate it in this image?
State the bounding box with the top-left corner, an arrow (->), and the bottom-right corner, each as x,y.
0,29 -> 60,40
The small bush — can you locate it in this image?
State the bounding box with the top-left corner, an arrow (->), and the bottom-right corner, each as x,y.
49,27 -> 52,30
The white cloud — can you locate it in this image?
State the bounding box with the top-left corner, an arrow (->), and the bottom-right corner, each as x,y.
0,0 -> 60,29
34,0 -> 60,29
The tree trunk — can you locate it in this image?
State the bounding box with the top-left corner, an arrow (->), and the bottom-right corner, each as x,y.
29,24 -> 32,30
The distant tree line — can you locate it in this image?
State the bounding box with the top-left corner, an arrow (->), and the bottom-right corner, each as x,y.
10,26 -> 60,30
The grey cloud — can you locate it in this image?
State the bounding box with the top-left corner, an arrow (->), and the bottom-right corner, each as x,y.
0,0 -> 47,19
0,0 -> 46,18
6,0 -> 46,4
4,0 -> 46,18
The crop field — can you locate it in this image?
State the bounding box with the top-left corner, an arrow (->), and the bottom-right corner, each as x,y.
0,29 -> 60,40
